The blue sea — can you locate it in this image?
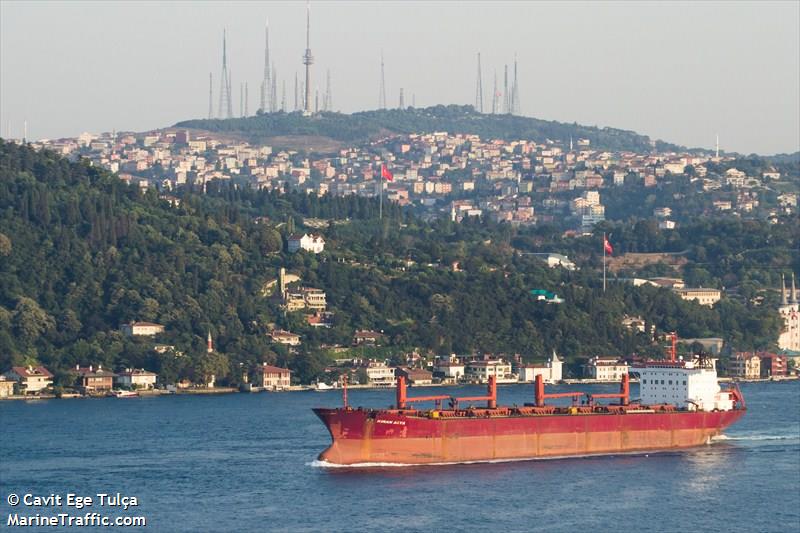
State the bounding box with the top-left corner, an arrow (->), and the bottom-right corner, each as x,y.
1,381 -> 798,532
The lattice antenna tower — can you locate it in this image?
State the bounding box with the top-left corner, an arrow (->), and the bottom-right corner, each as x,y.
475,52 -> 483,113
491,69 -> 498,114
261,20 -> 271,112
379,51 -> 387,110
208,72 -> 213,119
218,29 -> 233,118
503,64 -> 509,114
325,69 -> 332,111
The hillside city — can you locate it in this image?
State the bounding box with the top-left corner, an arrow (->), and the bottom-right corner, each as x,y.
1,120 -> 798,398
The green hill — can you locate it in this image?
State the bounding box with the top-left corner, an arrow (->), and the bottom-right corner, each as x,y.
175,105 -> 684,153
0,140 -> 788,387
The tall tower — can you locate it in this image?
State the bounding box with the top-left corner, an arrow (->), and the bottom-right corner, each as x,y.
302,2 -> 314,115
281,80 -> 286,111
782,273 -> 788,305
294,72 -> 298,111
271,64 -> 278,112
261,20 -> 271,112
399,87 -> 404,109
503,64 -> 509,114
715,133 -> 720,158
207,331 -> 214,353
379,52 -> 387,110
491,69 -> 498,114
240,83 -> 244,117
475,52 -> 483,113
218,30 -> 233,119
511,54 -> 520,115
208,72 -> 213,119
324,69 -> 332,111
245,82 -> 249,116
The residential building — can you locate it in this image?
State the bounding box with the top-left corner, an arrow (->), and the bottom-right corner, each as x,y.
75,365 -> 115,392
584,357 -> 629,381
120,321 -> 165,336
252,363 -> 292,389
3,366 -> 53,394
365,362 -> 396,386
465,360 -> 513,383
674,287 -> 721,307
395,367 -> 433,385
434,358 -> 465,382
353,330 -> 383,346
729,353 -> 761,379
0,376 -> 14,397
270,330 -> 301,346
115,368 -> 158,389
287,233 -> 325,253
760,354 -> 788,378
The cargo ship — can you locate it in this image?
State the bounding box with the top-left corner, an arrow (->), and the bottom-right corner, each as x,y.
313,352 -> 746,466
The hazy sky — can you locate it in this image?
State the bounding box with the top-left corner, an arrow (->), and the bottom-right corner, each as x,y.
1,1 -> 798,154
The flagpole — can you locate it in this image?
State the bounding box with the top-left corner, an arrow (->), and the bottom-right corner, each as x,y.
603,231 -> 607,293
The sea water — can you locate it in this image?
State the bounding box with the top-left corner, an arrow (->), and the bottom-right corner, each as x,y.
1,381 -> 798,532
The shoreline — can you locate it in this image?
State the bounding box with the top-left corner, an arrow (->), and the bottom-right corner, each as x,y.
0,375 -> 796,401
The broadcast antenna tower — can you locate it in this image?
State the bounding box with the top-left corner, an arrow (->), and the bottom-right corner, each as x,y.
302,2 -> 314,115
281,80 -> 286,111
503,64 -> 509,114
261,20 -> 271,113
379,52 -> 387,110
399,88 -> 404,109
245,82 -> 249,116
240,83 -> 244,117
475,52 -> 483,113
271,64 -> 278,112
324,69 -> 332,111
208,73 -> 213,119
511,54 -> 520,115
491,70 -> 498,114
294,72 -> 299,111
218,30 -> 233,118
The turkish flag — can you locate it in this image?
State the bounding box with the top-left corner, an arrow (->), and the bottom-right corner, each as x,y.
381,164 -> 393,181
604,236 -> 613,255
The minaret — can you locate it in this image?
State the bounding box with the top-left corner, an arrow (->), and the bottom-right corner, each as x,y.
302,2 -> 314,115
261,20 -> 271,112
207,331 -> 213,353
792,273 -> 798,304
715,134 -> 720,159
782,273 -> 788,305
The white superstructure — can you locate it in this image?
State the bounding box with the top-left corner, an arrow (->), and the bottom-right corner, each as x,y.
633,356 -> 734,412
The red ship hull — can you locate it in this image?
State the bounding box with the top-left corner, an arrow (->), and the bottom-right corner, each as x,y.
313,407 -> 746,465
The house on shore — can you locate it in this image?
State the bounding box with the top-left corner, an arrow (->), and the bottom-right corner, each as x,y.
3,366 -> 54,395
74,365 -> 115,393
395,367 -> 433,386
252,363 -> 292,389
115,368 -> 158,389
0,375 -> 17,397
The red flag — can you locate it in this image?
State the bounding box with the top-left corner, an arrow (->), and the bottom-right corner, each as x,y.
604,236 -> 613,255
381,164 -> 393,182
